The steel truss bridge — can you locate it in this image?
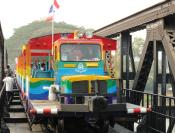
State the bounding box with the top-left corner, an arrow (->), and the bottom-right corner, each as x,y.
94,0 -> 175,132
0,0 -> 175,133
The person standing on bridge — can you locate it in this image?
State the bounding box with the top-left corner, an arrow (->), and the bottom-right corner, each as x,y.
3,73 -> 14,105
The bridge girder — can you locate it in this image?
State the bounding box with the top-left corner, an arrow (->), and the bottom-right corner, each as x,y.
94,0 -> 175,37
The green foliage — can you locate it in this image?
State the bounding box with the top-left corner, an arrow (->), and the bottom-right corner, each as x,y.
5,21 -> 93,67
132,37 -> 144,61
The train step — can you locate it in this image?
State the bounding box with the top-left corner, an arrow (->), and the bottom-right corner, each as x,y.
12,89 -> 19,93
13,86 -> 18,89
10,100 -> 21,105
7,123 -> 43,132
13,92 -> 19,97
13,96 -> 20,100
4,117 -> 28,123
4,112 -> 28,123
9,105 -> 25,112
13,92 -> 19,96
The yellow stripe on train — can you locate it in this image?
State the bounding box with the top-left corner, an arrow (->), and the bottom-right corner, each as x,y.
30,78 -> 55,82
62,75 -> 111,82
86,62 -> 99,67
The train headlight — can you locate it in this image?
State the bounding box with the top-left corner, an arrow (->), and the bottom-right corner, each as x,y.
74,30 -> 84,39
85,31 -> 93,38
77,31 -> 84,38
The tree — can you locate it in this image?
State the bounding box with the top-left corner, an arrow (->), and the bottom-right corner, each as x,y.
132,37 -> 144,64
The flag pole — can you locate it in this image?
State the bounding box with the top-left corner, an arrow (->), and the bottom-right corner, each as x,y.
51,7 -> 54,55
48,0 -> 60,69
51,1 -> 54,70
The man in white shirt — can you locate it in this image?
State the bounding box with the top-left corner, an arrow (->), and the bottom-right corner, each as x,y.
3,73 -> 14,104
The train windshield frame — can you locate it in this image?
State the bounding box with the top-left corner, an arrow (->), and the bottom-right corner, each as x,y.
60,43 -> 101,62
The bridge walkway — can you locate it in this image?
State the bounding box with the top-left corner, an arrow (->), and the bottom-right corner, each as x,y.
3,84 -> 43,133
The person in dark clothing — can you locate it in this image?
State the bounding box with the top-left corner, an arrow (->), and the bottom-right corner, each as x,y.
41,62 -> 46,71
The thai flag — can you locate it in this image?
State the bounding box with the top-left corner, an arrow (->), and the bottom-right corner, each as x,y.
49,0 -> 59,13
47,0 -> 60,21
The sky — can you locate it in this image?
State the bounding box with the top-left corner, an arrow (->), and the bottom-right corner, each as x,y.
0,0 -> 164,39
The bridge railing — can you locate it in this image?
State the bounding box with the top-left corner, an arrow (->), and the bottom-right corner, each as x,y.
0,84 -> 7,128
122,88 -> 175,133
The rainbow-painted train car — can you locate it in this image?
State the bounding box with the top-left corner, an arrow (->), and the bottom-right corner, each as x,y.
16,32 -> 117,102
16,35 -> 55,100
16,32 -> 122,132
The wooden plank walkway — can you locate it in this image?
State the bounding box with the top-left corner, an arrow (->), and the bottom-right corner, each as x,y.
4,88 -> 44,133
7,123 -> 43,133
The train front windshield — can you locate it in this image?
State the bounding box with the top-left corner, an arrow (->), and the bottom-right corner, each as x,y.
60,44 -> 101,61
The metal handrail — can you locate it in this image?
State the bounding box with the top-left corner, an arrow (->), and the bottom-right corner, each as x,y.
122,88 -> 175,133
122,88 -> 175,100
0,83 -> 6,130
0,83 -> 6,117
0,83 -> 5,98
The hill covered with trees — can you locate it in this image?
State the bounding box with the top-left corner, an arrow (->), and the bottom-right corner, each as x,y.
5,21 -> 93,67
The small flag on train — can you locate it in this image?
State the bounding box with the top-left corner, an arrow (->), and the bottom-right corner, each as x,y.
46,15 -> 54,22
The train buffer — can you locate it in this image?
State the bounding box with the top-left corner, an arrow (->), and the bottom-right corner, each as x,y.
29,99 -> 151,115
28,97 -> 151,132
29,100 -> 151,115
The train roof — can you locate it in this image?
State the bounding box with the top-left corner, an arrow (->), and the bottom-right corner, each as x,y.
27,33 -> 64,50
26,33 -> 117,50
